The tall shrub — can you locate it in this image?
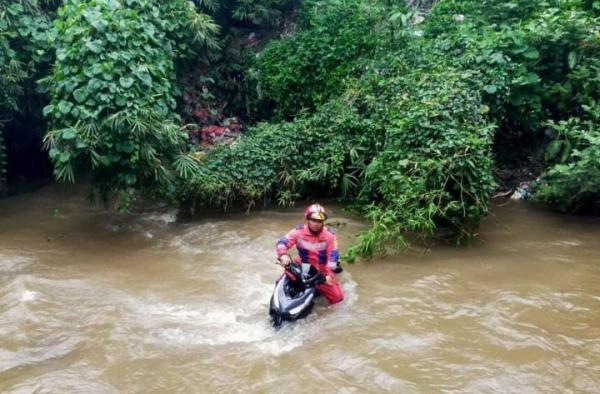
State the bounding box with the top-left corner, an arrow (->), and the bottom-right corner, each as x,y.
42,0 -> 218,208
181,0 -> 496,258
0,1 -> 54,191
257,0 -> 395,118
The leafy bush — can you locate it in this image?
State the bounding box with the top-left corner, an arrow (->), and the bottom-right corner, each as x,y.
232,0 -> 296,26
257,0 -> 399,118
536,104 -> 600,212
181,0 -> 496,259
346,64 -> 495,259
164,0 -> 600,260
177,99 -> 380,212
42,0 -> 218,208
0,1 -> 55,190
424,0 -> 600,206
0,1 -> 52,114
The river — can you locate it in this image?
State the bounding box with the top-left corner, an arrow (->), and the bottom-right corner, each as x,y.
1,185 -> 599,393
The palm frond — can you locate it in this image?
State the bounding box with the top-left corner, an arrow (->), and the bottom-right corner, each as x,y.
173,153 -> 202,180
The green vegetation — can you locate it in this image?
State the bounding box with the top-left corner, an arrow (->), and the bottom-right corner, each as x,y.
0,0 -> 55,192
0,0 -> 293,198
177,100 -> 380,212
424,1 -> 600,214
181,0 -> 600,259
41,0 -> 219,208
1,0 -> 599,257
536,104 -> 600,212
258,0 -> 388,118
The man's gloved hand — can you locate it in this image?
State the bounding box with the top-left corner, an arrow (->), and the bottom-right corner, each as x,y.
278,254 -> 292,267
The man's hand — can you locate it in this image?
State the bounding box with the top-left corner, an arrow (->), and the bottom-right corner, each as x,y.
325,275 -> 333,285
278,255 -> 292,267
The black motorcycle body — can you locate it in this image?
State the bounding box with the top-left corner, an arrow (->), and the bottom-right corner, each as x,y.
269,262 -> 325,327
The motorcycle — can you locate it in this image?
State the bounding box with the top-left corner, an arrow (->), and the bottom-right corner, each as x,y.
269,262 -> 326,328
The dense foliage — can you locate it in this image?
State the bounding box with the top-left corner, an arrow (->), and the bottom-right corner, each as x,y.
1,0 -> 294,197
42,0 -> 218,208
421,1 -> 600,212
536,104 -> 600,212
258,0 -> 388,118
179,0 -> 496,259
0,0 -> 55,191
177,100 -> 380,212
180,0 -> 600,259
1,0 -> 599,257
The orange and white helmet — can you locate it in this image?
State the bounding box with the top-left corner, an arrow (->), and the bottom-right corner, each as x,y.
304,203 -> 327,221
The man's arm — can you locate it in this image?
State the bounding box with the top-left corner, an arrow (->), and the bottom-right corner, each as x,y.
276,228 -> 299,264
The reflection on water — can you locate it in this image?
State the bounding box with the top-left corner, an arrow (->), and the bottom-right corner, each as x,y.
1,185 -> 600,393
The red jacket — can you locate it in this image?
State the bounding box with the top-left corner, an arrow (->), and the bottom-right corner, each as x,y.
276,224 -> 339,272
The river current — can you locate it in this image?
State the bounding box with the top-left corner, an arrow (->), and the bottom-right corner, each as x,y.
1,185 -> 599,393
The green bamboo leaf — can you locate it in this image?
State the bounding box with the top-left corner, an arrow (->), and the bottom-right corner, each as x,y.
567,51 -> 578,70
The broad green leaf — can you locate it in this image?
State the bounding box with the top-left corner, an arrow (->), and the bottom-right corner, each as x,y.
119,77 -> 134,88
59,151 -> 71,163
91,63 -> 103,75
85,40 -> 103,54
56,49 -> 68,61
42,105 -> 54,117
568,51 -> 578,69
73,88 -> 88,103
135,70 -> 152,86
48,148 -> 59,159
62,129 -> 77,140
483,85 -> 497,94
88,78 -> 102,92
523,48 -> 539,60
57,101 -> 72,114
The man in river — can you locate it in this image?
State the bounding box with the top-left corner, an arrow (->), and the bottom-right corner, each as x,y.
276,203 -> 344,304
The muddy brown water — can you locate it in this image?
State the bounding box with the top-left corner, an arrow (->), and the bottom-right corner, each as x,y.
1,185 -> 599,393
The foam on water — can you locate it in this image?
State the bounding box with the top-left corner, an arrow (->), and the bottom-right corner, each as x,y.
0,336 -> 83,374
0,254 -> 33,274
139,209 -> 178,225
4,364 -> 118,394
20,290 -> 37,302
371,333 -> 446,354
110,259 -> 359,355
166,223 -> 251,255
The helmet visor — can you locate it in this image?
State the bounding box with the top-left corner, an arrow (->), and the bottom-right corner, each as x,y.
308,212 -> 326,221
